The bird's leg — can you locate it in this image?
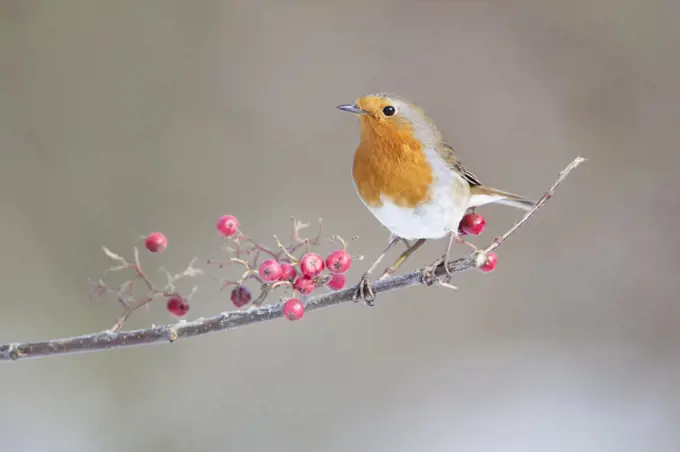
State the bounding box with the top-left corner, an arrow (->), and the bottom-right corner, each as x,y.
378,239 -> 427,280
422,232 -> 455,286
353,234 -> 401,306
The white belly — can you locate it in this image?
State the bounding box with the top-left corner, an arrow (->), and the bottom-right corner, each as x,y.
355,147 -> 471,240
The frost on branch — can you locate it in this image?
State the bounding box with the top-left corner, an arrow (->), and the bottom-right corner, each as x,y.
90,216 -> 361,331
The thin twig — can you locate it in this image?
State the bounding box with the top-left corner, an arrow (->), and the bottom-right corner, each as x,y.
0,157 -> 584,362
485,156 -> 585,253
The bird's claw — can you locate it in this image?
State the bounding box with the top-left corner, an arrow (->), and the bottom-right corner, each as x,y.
421,257 -> 443,286
420,255 -> 456,288
353,273 -> 376,307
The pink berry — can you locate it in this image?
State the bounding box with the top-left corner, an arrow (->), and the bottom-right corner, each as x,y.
282,298 -> 304,321
299,252 -> 324,277
230,285 -> 251,308
145,232 -> 168,253
293,276 -> 315,294
280,263 -> 297,282
167,296 -> 189,317
325,249 -> 352,274
258,259 -> 283,282
327,273 -> 346,291
216,214 -> 239,237
479,252 -> 498,273
459,213 -> 486,236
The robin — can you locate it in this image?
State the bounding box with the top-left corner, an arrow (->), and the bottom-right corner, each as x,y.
337,93 -> 535,305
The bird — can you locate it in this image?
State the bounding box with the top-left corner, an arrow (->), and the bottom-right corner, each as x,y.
337,93 -> 535,305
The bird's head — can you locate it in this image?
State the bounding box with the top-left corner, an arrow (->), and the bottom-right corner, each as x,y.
337,93 -> 440,147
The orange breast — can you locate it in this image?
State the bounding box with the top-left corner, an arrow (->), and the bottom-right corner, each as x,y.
352,120 -> 433,209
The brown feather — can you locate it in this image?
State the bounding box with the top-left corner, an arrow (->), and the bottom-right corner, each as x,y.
433,141 -> 482,187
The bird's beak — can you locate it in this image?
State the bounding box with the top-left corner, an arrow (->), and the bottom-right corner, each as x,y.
337,104 -> 369,115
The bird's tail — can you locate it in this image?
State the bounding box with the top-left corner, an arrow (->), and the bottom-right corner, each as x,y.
469,185 -> 535,211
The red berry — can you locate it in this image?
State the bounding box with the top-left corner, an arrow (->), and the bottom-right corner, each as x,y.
280,263 -> 297,282
299,252 -> 324,277
216,214 -> 239,237
230,285 -> 251,308
459,213 -> 486,236
282,298 -> 304,321
293,276 -> 315,294
258,259 -> 283,282
145,232 -> 168,253
327,273 -> 346,291
167,296 -> 189,317
325,249 -> 352,274
479,252 -> 498,273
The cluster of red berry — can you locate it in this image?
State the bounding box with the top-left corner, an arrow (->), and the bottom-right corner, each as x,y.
255,248 -> 351,320
216,214 -> 354,321
142,214 -> 356,321
143,211 -> 496,322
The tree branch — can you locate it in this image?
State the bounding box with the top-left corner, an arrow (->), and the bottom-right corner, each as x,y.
0,157 -> 585,362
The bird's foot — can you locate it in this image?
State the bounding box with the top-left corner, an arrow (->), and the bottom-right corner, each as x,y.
421,255 -> 458,290
421,256 -> 444,286
352,272 -> 376,307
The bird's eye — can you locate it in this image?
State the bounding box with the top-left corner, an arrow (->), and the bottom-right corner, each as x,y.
382,106 -> 396,116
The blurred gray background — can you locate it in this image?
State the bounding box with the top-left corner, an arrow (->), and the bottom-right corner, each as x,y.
1,0 -> 679,451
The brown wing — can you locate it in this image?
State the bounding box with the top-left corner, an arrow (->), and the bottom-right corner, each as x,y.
436,141 -> 482,187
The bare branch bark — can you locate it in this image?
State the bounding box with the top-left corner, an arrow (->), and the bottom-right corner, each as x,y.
0,157 -> 585,362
